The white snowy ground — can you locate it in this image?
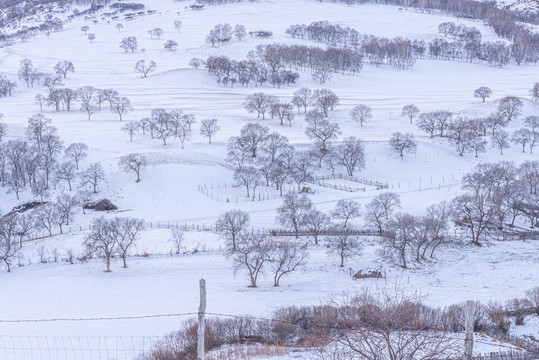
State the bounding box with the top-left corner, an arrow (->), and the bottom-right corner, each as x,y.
0,0 -> 538,357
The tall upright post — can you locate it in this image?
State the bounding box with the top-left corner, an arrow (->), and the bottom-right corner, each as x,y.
198,278 -> 206,360
464,300 -> 475,360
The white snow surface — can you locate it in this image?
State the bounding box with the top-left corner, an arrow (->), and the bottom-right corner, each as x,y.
0,0 -> 538,357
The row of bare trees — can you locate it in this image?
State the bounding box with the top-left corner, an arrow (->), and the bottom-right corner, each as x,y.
323,0 -> 539,64
84,216 -> 144,272
202,43 -> 363,87
451,160 -> 539,245
287,19 -> 539,67
0,114 -> 106,197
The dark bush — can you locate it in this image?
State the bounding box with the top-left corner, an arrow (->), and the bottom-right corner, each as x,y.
84,199 -> 118,211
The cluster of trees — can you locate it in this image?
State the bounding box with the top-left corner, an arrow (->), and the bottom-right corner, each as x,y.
120,36 -> 137,52
19,59 -> 132,120
438,21 -> 481,42
216,209 -> 308,287
201,43 -> 363,86
273,189 -> 452,269
18,59 -> 72,89
451,161 -> 539,244
0,12 -> 64,44
242,88 -> 339,125
0,74 -> 16,97
131,108 -> 198,146
204,53 -> 299,88
412,95 -> 537,157
226,120 -> 366,197
0,190 -> 88,272
205,23 -> 246,47
0,113 -> 107,199
381,201 -> 450,268
287,21 -> 420,69
84,216 -> 144,272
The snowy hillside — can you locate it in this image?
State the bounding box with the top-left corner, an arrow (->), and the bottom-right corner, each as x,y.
0,0 -> 538,359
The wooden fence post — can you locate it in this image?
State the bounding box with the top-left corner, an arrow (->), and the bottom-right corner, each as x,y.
198,278 -> 206,360
464,300 -> 475,360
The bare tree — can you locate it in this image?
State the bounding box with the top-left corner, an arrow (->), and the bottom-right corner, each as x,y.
43,73 -> 63,92
164,40 -> 178,51
18,59 -> 35,88
350,104 -> 373,127
365,192 -> 401,235
31,177 -> 49,202
34,202 -> 57,237
64,142 -> 88,170
84,216 -> 117,272
115,217 -> 144,268
55,193 -> 79,233
491,130 -> 510,155
54,60 -> 75,79
305,113 -> 341,152
121,121 -> 139,142
474,86 -> 492,102
35,94 -> 47,111
80,25 -> 89,34
77,189 -> 93,214
271,103 -> 294,126
417,112 -> 438,137
389,132 -> 417,157
120,36 -> 138,52
102,89 -> 119,108
0,214 -> 22,272
497,96 -> 523,122
331,200 -> 361,228
314,89 -> 339,117
234,24 -> 246,41
80,162 -> 105,193
111,97 -> 132,121
118,153 -> 147,183
524,116 -> 539,134
174,20 -> 183,33
327,229 -> 363,267
531,82 -> 539,102
401,104 -> 420,124
134,60 -> 156,78
233,166 -> 261,198
170,226 -> 184,254
200,118 -> 220,144
276,191 -> 314,238
80,101 -> 97,120
270,240 -> 308,286
304,209 -> 330,245
243,92 -> 277,119
288,150 -> 315,191
88,33 -> 96,43
229,232 -> 272,288
328,137 -> 366,176
54,161 -> 77,191
383,212 -> 417,268
115,23 -> 123,32
216,209 -> 250,251
291,87 -> 314,114
240,123 -> 269,158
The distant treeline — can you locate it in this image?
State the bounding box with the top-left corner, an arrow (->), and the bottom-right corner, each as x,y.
287,20 -> 538,67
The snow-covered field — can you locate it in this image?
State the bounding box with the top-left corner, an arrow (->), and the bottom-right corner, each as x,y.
0,0 -> 538,358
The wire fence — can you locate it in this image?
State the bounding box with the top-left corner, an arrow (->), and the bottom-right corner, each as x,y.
0,335 -> 156,360
0,309 -> 537,360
